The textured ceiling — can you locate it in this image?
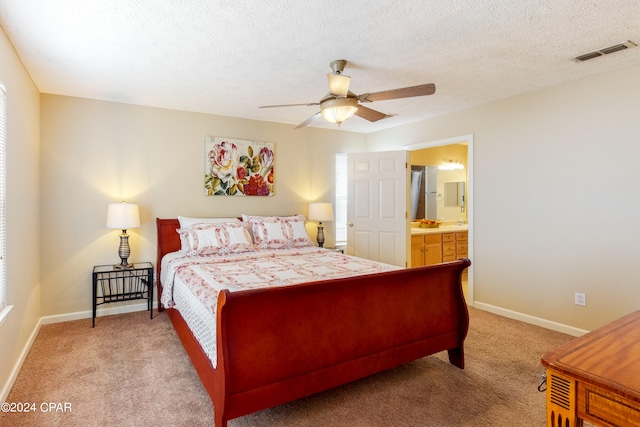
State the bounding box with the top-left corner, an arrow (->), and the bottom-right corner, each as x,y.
0,1 -> 639,133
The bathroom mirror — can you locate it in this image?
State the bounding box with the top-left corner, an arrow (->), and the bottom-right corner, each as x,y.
410,166 -> 467,221
444,182 -> 465,208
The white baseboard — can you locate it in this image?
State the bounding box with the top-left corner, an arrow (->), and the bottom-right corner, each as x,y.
40,301 -> 158,325
1,302 -> 157,402
473,302 -> 589,337
1,316 -> 42,403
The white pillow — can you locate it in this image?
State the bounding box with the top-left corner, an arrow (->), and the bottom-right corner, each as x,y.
178,222 -> 254,256
242,214 -> 314,249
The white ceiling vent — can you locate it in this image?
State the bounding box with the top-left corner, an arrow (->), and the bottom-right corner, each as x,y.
573,40 -> 637,62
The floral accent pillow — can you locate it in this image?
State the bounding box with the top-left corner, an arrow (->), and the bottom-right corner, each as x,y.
242,214 -> 314,249
178,222 -> 255,256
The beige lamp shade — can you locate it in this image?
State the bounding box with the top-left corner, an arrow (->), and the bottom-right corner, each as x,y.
106,202 -> 140,230
308,202 -> 334,222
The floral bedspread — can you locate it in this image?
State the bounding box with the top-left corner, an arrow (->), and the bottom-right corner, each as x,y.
160,247 -> 400,367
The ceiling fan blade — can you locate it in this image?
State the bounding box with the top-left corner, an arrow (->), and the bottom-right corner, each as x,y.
259,102 -> 320,109
327,73 -> 351,97
354,105 -> 390,122
294,112 -> 322,129
359,83 -> 436,103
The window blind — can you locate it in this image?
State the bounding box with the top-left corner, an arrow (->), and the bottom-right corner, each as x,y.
0,84 -> 6,313
334,153 -> 347,246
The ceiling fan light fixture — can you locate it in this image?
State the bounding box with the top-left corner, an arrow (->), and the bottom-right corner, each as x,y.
263,59 -> 435,129
320,97 -> 358,125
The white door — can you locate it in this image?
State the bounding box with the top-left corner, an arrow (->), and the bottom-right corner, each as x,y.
347,151 -> 409,267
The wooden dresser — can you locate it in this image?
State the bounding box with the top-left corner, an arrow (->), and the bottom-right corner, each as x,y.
541,311 -> 640,426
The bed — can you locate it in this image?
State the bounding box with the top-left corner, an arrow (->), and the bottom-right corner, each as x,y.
156,216 -> 471,427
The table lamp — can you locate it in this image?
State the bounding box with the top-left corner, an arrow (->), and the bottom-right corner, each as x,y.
308,202 -> 334,248
106,201 -> 140,269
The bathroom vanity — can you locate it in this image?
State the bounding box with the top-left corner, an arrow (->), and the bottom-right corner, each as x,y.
410,225 -> 468,268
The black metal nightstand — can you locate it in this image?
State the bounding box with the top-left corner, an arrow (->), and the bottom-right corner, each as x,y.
92,262 -> 153,327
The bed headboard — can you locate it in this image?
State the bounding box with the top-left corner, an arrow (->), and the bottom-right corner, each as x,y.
156,218 -> 180,289
156,218 -> 181,258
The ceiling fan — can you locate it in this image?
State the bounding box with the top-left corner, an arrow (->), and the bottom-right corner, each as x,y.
259,59 -> 436,129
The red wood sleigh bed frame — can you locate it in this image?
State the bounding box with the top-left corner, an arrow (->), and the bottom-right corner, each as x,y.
156,218 -> 471,426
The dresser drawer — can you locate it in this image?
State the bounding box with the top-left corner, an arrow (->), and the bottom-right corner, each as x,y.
442,242 -> 455,257
456,241 -> 468,253
578,382 -> 640,426
442,233 -> 455,242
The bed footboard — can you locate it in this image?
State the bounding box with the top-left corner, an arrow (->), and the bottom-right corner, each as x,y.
213,258 -> 470,426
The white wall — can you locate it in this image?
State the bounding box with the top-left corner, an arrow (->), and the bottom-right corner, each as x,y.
367,64 -> 640,331
0,26 -> 41,399
39,95 -> 367,317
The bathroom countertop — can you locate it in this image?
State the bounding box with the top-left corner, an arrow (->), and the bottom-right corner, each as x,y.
410,224 -> 468,235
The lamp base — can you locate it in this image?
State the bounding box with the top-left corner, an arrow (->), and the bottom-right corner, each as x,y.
114,231 -> 133,269
114,262 -> 134,270
316,223 -> 325,248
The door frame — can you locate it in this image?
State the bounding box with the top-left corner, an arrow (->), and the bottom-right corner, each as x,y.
403,134 -> 474,306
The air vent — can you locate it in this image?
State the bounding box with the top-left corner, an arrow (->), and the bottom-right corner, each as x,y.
573,40 -> 637,62
575,51 -> 603,62
549,374 -> 572,410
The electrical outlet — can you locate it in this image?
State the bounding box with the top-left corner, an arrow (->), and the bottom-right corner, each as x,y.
575,292 -> 586,306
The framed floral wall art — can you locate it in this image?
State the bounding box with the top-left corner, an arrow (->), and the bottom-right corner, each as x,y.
204,136 -> 275,196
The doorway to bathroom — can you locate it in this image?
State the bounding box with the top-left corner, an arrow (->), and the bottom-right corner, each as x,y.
404,134 -> 473,305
